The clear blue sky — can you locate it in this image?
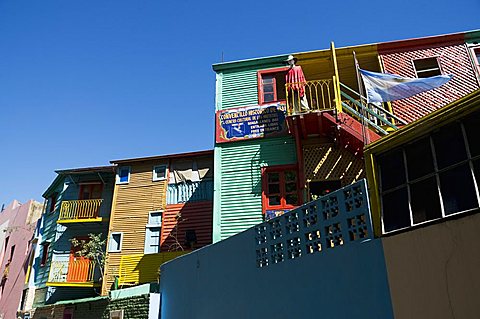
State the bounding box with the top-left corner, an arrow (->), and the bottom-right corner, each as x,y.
0,0 -> 478,205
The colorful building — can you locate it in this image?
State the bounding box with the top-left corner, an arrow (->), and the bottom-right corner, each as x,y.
212,30 -> 480,242
32,166 -> 115,308
160,89 -> 480,319
0,200 -> 43,319
102,150 -> 213,295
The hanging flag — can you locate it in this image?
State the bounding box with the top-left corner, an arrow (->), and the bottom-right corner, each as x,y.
359,69 -> 453,103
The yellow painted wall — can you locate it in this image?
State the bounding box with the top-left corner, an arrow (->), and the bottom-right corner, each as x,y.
102,160 -> 167,295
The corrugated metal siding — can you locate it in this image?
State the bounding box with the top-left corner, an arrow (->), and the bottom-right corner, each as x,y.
218,62 -> 286,110
162,201 -> 213,250
118,251 -> 188,285
103,161 -> 167,294
380,43 -> 479,123
220,70 -> 258,110
214,137 -> 297,241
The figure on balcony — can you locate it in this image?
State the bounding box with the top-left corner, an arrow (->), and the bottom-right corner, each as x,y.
286,55 -> 309,113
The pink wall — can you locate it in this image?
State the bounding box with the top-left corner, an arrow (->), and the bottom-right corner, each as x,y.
0,200 -> 42,319
380,42 -> 479,123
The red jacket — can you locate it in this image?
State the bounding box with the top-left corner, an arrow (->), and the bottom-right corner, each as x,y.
286,65 -> 306,96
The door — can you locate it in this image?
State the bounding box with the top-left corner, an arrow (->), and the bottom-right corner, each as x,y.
66,238 -> 92,283
78,183 -> 103,218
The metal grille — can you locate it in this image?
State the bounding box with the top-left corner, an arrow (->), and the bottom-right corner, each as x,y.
255,179 -> 373,268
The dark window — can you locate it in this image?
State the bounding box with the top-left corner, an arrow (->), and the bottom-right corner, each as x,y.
40,242 -> 50,266
440,164 -> 478,215
378,148 -> 406,191
185,230 -> 197,249
308,180 -> 342,200
410,177 -> 442,224
433,123 -> 467,169
382,188 -> 410,232
413,57 -> 441,78
9,245 -> 15,262
405,137 -> 434,180
49,193 -> 57,213
463,110 -> 480,157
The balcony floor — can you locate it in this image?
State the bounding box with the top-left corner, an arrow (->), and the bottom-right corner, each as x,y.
57,217 -> 107,224
46,281 -> 101,288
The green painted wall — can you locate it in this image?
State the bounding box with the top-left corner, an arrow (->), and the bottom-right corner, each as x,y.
213,136 -> 296,242
213,57 -> 295,242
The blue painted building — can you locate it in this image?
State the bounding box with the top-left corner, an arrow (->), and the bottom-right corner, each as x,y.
33,166 -> 115,306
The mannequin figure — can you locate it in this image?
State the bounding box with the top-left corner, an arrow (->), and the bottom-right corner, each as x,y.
286,55 -> 309,113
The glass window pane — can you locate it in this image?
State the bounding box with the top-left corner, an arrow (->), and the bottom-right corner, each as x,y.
154,166 -> 166,180
268,173 -> 279,183
149,212 -> 162,225
405,137 -> 434,180
382,187 -> 410,232
440,164 -> 478,215
462,111 -> 480,157
378,149 -> 406,191
410,177 -> 442,224
285,182 -> 297,193
268,196 -> 281,206
285,171 -> 296,182
433,123 -> 467,169
268,183 -> 280,194
286,194 -> 298,205
119,167 -> 129,183
264,93 -> 274,102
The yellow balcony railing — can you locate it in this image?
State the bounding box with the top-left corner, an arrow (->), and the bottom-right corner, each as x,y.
59,199 -> 103,221
47,259 -> 97,286
118,251 -> 189,286
286,79 -> 335,116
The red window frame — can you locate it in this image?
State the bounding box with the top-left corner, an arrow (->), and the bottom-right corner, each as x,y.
261,165 -> 301,215
257,67 -> 289,105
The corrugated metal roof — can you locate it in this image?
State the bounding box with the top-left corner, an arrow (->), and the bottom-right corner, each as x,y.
110,149 -> 213,164
55,165 -> 116,174
54,295 -> 108,305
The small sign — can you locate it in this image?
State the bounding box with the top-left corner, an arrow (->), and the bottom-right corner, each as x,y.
265,210 -> 288,221
215,103 -> 287,143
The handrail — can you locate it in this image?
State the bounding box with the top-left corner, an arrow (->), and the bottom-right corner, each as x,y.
340,90 -> 398,131
59,199 -> 103,221
48,260 -> 96,283
341,101 -> 389,135
339,82 -> 407,125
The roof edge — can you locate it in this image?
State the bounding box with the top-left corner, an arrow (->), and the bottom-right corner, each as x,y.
110,149 -> 214,164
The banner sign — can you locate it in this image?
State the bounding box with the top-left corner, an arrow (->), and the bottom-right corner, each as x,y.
215,103 -> 287,143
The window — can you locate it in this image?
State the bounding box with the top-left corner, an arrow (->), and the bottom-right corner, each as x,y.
262,166 -> 300,219
48,193 -> 58,213
79,183 -> 103,199
144,211 -> 162,254
184,230 -> 197,249
413,57 -> 442,78
116,167 -> 130,184
110,310 -> 124,319
40,242 -> 50,266
108,233 -> 123,252
377,115 -> 480,233
472,47 -> 480,74
153,165 -> 167,181
258,68 -> 288,104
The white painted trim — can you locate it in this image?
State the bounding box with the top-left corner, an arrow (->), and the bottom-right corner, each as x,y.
116,166 -> 131,184
108,232 -> 123,252
152,165 -> 167,182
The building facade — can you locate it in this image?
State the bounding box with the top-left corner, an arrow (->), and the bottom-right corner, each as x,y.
0,200 -> 43,319
32,166 -> 115,310
212,30 -> 480,243
103,150 -> 213,295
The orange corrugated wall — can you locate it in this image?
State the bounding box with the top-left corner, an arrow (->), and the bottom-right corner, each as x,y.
161,201 -> 213,251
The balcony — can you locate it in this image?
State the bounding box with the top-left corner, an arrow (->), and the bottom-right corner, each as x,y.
286,79 -> 335,116
57,199 -> 106,224
46,260 -> 99,287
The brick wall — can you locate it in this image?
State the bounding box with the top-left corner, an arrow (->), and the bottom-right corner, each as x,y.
380,43 -> 479,123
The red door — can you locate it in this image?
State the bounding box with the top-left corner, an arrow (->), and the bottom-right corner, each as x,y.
66,238 -> 92,283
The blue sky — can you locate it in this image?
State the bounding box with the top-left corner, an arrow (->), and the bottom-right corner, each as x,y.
0,0 -> 479,205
